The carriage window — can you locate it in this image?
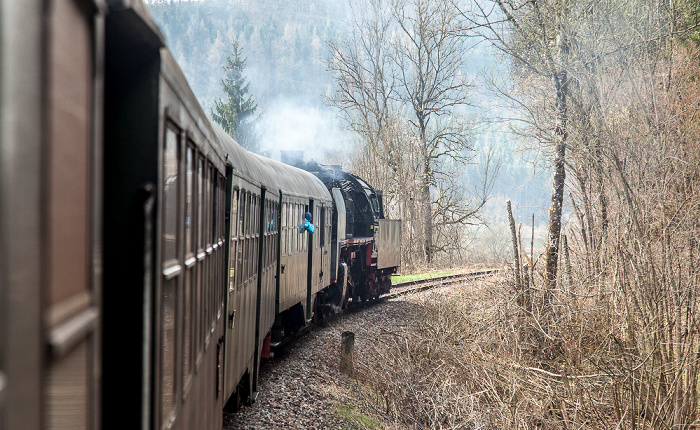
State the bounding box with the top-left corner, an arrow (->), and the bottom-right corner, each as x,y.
264,201 -> 269,267
253,195 -> 259,276
185,145 -> 194,254
289,204 -> 299,254
230,189 -> 239,292
220,176 -> 225,239
183,143 -> 194,390
292,204 -> 297,253
269,201 -> 275,265
161,124 -> 179,425
243,192 -> 249,236
250,195 -> 255,279
287,203 -> 292,254
316,207 -> 320,249
217,175 -> 225,319
264,201 -> 268,233
280,203 -> 286,256
250,193 -> 253,233
291,203 -> 296,253
249,193 -> 254,236
237,190 -> 245,287
196,156 -> 205,360
201,165 -> 209,341
301,205 -> 304,250
320,206 -> 325,248
274,202 -> 279,260
163,126 -> 179,263
313,207 -> 318,249
220,175 -> 225,241
231,189 -> 239,238
303,205 -> 308,252
245,193 -> 251,281
197,157 -> 205,250
239,190 -> 246,239
211,165 -> 217,244
205,164 -> 212,247
327,208 -> 331,247
272,202 -> 279,265
301,205 -> 305,252
283,203 -> 289,255
206,165 -> 214,330
255,195 -> 260,234
299,204 -> 304,252
270,201 -> 274,233
300,204 -> 305,252
287,202 -> 292,254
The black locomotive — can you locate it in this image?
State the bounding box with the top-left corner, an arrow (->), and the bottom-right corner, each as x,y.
283,155 -> 402,309
0,1 -> 400,430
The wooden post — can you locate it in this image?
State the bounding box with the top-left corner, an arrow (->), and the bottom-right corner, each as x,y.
562,234 -> 573,289
507,200 -> 521,292
522,263 -> 531,312
340,331 -> 355,377
531,213 -> 535,288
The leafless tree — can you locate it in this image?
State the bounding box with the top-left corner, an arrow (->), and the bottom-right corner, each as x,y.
457,0 -> 578,310
328,0 -> 491,269
448,0 -> 700,427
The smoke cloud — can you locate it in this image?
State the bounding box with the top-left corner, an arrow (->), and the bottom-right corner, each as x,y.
256,97 -> 354,166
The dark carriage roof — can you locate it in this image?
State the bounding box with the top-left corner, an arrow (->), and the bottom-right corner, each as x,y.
107,0 -> 166,51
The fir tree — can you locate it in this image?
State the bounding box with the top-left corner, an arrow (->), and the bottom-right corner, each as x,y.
211,40 -> 259,152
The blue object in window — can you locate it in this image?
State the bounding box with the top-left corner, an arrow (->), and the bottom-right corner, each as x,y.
299,214 -> 314,233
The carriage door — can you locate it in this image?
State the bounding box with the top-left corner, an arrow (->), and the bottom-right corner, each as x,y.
319,205 -> 327,286
44,1 -> 102,429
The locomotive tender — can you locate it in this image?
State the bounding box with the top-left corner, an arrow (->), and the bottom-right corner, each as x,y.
0,1 -> 400,430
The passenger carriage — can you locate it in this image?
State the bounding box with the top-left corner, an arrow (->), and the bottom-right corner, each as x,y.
0,1 -> 395,430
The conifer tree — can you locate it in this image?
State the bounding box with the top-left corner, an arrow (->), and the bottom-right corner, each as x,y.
211,40 -> 259,152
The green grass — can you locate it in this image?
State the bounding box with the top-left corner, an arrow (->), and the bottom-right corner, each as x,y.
391,270 -> 458,284
332,404 -> 384,429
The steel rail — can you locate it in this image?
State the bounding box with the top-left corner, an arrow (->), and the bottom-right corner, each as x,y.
386,268 -> 500,299
271,268 -> 500,354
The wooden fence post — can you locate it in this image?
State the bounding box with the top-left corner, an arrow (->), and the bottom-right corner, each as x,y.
507,200 -> 522,292
340,331 -> 355,377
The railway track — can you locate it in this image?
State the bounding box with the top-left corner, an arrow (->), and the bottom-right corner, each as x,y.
273,268 -> 499,352
386,268 -> 499,299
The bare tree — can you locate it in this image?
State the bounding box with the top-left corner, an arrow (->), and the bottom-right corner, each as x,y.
327,0 -> 424,268
459,0 -> 576,306
391,0 -> 483,264
328,0 -> 489,268
451,0 -> 700,427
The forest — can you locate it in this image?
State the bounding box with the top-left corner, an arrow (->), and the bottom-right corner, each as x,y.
148,0 -> 552,271
148,0 -> 700,428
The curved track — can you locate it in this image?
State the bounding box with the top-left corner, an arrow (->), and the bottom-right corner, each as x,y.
387,269 -> 499,299
272,268 -> 499,353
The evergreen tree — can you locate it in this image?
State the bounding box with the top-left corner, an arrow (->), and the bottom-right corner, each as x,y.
211,40 -> 259,152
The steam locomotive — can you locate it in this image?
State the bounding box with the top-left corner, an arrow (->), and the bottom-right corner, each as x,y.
0,1 -> 400,429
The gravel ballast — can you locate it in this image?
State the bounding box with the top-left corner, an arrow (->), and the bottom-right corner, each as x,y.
222,296 -> 421,430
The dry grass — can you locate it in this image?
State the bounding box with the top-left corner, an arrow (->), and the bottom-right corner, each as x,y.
347,271 -> 700,429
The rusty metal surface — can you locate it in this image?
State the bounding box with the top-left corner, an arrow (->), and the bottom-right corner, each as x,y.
376,219 -> 401,269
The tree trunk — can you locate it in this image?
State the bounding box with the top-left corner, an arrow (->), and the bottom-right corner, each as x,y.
544,109 -> 566,307
544,30 -> 568,308
422,160 -> 432,263
507,200 -> 521,291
